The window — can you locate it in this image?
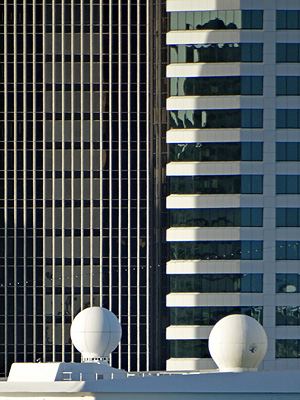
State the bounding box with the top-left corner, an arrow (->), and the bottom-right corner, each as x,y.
169,241 -> 263,260
276,44 -> 300,62
276,143 -> 300,160
276,77 -> 300,95
170,43 -> 263,63
170,110 -> 263,129
276,176 -> 300,194
170,340 -> 209,358
276,274 -> 300,293
276,241 -> 300,260
277,11 -> 300,30
170,10 -> 263,30
276,110 -> 300,128
276,340 -> 300,358
276,209 -> 300,227
276,307 -> 300,325
170,274 -> 263,293
170,76 -> 263,96
170,306 -> 263,325
169,175 -> 263,195
169,143 -> 263,162
170,208 -> 263,227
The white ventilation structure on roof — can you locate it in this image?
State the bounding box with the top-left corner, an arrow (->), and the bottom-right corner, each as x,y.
208,314 -> 268,372
70,307 -> 122,362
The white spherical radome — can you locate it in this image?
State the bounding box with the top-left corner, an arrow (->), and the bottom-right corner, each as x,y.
208,314 -> 267,372
70,307 -> 122,360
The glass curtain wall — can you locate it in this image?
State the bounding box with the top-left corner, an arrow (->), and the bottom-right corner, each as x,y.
0,0 -> 151,376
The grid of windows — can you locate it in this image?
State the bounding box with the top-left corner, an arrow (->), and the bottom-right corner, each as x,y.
276,241 -> 300,260
276,176 -> 300,194
276,143 -> 300,161
276,110 -> 300,128
170,10 -> 263,31
170,143 -> 263,162
0,0 -> 151,376
170,274 -> 263,293
276,209 -> 300,227
169,175 -> 263,195
277,44 -> 300,62
169,241 -> 263,260
276,274 -> 300,293
276,77 -> 300,95
170,110 -> 263,129
170,44 -> 263,63
277,11 -> 300,30
170,208 -> 263,227
170,306 -> 263,325
170,76 -> 263,96
170,340 -> 209,358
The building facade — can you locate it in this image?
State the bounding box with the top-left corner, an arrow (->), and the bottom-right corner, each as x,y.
165,0 -> 300,371
0,0 -> 170,377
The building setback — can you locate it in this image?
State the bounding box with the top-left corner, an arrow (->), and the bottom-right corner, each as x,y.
0,0 -> 169,377
165,0 -> 300,371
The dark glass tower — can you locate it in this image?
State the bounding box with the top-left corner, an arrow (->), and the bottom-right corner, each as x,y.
0,0 -> 168,376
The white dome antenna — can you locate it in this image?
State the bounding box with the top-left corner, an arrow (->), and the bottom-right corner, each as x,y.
208,314 -> 267,372
70,307 -> 122,362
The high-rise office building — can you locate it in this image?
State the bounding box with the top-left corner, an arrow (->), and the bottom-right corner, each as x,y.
0,0 -> 170,377
165,1 -> 300,371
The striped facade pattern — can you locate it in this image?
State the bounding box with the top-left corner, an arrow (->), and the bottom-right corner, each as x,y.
0,0 -> 151,376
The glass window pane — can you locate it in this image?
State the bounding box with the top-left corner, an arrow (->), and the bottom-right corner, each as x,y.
287,44 -> 298,62
276,11 -> 286,30
287,110 -> 298,128
276,44 -> 286,62
276,208 -> 286,227
276,143 -> 286,161
286,77 -> 298,95
287,175 -> 298,193
287,10 -> 298,29
276,110 -> 286,128
242,10 -> 251,29
276,77 -> 286,95
251,11 -> 263,29
251,44 -> 263,62
286,143 -> 298,160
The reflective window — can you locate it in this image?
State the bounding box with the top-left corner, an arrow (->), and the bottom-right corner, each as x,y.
170,43 -> 263,63
170,340 -> 209,358
170,274 -> 263,293
169,175 -> 263,195
276,77 -> 300,95
276,143 -> 300,160
276,340 -> 300,358
170,208 -> 263,227
276,307 -> 300,325
276,241 -> 300,260
169,241 -> 263,260
277,11 -> 300,30
170,110 -> 263,129
276,176 -> 300,194
170,77 -> 263,96
276,274 -> 300,293
277,44 -> 300,62
276,209 -> 300,227
170,306 -> 263,325
170,143 -> 263,161
170,10 -> 263,30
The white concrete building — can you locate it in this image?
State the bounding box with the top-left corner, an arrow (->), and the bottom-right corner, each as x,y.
165,0 -> 300,371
